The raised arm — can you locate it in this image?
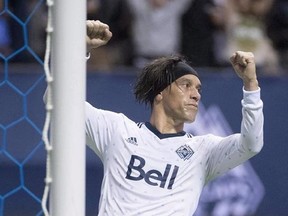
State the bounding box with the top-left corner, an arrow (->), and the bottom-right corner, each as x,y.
43,20 -> 112,103
206,51 -> 264,182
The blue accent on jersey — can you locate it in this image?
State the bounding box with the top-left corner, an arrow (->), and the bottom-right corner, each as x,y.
176,145 -> 194,160
186,133 -> 193,138
137,122 -> 144,128
126,137 -> 138,145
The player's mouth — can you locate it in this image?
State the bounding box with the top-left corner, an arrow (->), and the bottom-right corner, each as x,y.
186,104 -> 198,110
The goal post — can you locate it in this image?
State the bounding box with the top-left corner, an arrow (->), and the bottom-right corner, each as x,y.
50,0 -> 86,215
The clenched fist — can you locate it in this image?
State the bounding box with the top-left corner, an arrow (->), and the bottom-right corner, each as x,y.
230,51 -> 259,91
86,20 -> 112,51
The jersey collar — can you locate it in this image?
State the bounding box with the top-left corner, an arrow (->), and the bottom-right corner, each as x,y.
145,122 -> 186,139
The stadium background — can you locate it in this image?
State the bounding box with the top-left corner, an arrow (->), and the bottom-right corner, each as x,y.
1,0 -> 288,215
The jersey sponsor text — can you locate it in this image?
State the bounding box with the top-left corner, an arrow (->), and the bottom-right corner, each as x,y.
125,155 -> 179,189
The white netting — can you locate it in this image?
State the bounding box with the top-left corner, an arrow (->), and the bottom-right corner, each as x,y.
41,0 -> 54,215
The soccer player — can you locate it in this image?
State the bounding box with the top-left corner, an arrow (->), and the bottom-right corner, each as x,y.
85,20 -> 263,215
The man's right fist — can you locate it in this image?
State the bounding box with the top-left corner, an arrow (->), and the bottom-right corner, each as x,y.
86,20 -> 112,51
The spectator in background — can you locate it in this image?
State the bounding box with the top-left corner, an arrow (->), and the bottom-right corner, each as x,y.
28,0 -> 47,61
8,0 -> 30,62
182,0 -> 280,75
126,0 -> 194,68
181,0 -> 218,67
213,0 -> 280,75
266,0 -> 288,74
87,0 -> 132,70
3,0 -> 46,62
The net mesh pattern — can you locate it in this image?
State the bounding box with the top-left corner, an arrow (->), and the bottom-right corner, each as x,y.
0,1 -> 46,215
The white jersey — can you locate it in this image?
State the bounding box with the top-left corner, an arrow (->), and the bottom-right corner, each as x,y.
85,88 -> 263,216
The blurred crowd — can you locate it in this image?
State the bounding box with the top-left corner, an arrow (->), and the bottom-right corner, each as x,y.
1,0 -> 288,76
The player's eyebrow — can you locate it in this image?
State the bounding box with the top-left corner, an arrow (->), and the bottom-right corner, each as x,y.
177,77 -> 202,88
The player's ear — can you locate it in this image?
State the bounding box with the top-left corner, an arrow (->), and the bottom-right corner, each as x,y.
155,92 -> 163,102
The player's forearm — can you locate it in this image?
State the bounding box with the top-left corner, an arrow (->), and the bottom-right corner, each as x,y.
240,88 -> 264,153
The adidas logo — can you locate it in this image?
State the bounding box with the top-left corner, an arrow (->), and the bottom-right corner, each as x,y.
126,137 -> 138,145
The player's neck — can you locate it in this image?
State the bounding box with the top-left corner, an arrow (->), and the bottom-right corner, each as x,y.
149,114 -> 184,134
